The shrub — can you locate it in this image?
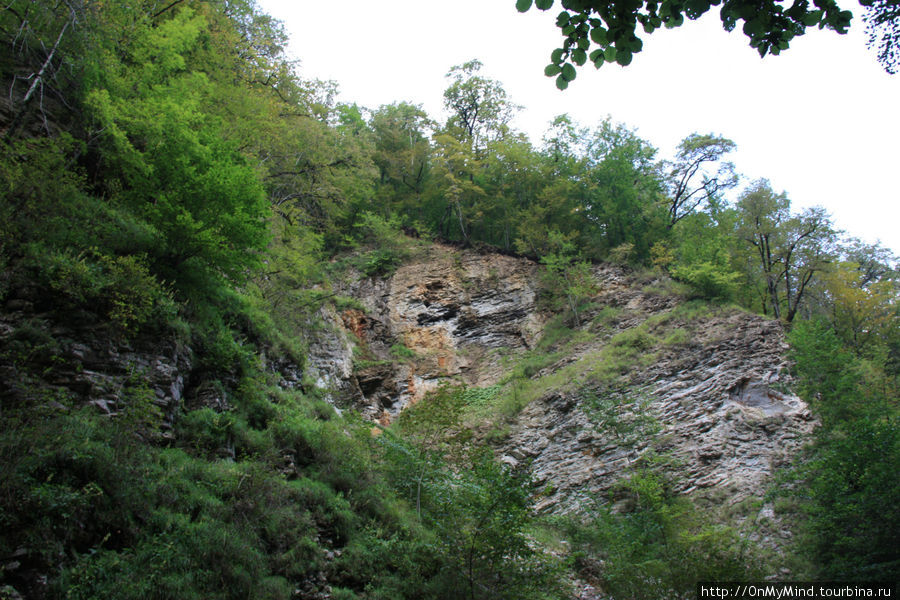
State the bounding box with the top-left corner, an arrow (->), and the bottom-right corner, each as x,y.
353,212 -> 412,276
100,254 -> 176,334
609,327 -> 657,351
563,465 -> 764,599
662,327 -> 690,346
671,261 -> 739,301
176,408 -> 237,457
608,242 -> 636,265
390,343 -> 417,360
20,245 -> 175,336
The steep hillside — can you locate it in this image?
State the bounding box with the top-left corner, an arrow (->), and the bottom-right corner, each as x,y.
2,0 -> 896,596
3,237 -> 892,599
307,243 -> 813,532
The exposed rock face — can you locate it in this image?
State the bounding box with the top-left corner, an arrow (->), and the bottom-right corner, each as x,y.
302,304 -> 358,402
0,242 -> 816,594
499,265 -> 814,514
309,244 -> 546,421
0,299 -> 306,436
9,240 -> 811,527
313,247 -> 814,520
503,308 -> 813,514
0,307 -> 190,434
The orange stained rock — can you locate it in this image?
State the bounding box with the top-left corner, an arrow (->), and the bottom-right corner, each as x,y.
407,372 -> 416,396
403,327 -> 451,353
340,309 -> 367,341
406,390 -> 424,409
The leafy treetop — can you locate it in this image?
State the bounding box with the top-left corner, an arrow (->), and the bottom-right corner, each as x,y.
443,60 -> 519,153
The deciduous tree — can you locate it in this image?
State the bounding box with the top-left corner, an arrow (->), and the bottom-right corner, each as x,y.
665,133 -> 738,227
430,133 -> 485,244
736,180 -> 835,321
539,230 -> 598,327
443,60 -> 519,155
371,102 -> 433,211
579,119 -> 667,259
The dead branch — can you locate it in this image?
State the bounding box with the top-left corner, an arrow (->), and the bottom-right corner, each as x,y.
22,18 -> 68,105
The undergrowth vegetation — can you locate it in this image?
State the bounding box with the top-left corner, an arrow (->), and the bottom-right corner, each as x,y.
555,465 -> 767,599
773,321 -> 900,580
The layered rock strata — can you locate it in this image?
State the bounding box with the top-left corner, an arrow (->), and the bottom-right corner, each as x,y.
308,245 -> 814,517
306,244 -> 546,421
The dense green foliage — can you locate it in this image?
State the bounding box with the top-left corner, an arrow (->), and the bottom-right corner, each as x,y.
782,320 -> 899,580
2,392 -> 402,599
0,2 -> 561,597
558,455 -> 766,599
1,0 -> 897,597
385,385 -> 565,600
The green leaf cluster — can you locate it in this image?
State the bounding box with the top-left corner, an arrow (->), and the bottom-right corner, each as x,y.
518,0 -> 855,87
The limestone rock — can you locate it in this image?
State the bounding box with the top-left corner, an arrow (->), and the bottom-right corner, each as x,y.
502,297 -> 814,514
310,245 -> 814,530
318,243 -> 548,420
0,312 -> 191,432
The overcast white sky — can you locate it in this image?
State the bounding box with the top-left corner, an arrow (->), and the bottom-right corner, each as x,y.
257,0 -> 899,253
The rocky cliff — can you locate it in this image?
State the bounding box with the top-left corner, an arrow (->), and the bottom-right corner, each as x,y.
307,243 -> 813,528
305,244 -> 546,420
0,241 -> 815,598
0,241 -> 812,545
0,304 -> 190,436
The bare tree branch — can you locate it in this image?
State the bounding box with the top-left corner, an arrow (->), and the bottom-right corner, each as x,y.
22,17 -> 67,105
152,0 -> 187,19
